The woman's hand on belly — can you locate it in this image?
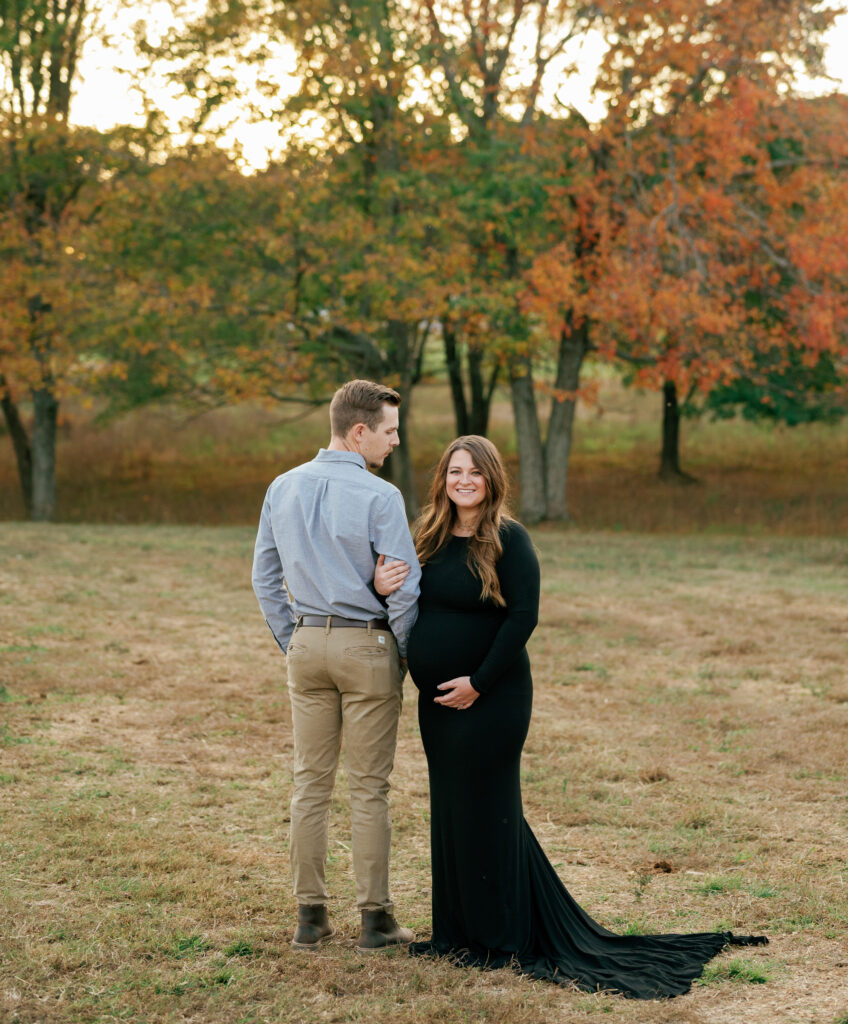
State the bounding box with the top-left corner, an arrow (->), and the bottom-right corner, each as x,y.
434,675 -> 479,711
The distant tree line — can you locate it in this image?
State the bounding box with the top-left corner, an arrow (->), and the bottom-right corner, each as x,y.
2,0 -> 846,521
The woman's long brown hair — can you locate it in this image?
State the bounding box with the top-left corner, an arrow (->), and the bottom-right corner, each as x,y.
414,435 -> 513,606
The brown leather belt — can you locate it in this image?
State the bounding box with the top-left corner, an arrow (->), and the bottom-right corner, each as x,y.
297,615 -> 390,630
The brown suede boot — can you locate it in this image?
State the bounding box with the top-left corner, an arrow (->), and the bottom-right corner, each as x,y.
292,904 -> 335,950
355,909 -> 414,952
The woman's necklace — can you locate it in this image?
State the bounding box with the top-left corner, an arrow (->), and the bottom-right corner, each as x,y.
452,518 -> 476,537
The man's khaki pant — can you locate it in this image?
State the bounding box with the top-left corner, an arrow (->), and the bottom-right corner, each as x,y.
285,620 -> 404,911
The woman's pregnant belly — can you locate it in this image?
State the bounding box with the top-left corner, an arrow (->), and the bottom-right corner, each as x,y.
406,605 -> 502,696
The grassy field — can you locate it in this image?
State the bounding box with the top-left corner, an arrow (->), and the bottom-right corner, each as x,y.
1,377 -> 847,532
2,523 -> 847,1023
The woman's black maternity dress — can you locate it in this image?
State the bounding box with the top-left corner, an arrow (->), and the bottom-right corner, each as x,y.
405,520 -> 765,999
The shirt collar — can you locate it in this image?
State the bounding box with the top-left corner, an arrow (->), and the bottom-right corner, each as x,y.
314,448 -> 367,470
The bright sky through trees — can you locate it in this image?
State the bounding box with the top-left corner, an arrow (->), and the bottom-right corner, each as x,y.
70,4 -> 848,169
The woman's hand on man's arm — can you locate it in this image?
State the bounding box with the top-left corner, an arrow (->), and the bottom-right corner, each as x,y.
374,553 -> 410,595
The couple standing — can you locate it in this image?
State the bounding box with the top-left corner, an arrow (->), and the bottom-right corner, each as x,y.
251,378 -> 764,999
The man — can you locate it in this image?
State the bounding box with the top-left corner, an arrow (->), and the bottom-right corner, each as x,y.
251,379 -> 421,953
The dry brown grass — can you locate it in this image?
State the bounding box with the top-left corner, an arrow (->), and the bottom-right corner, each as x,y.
2,523 -> 847,1023
1,377 -> 846,533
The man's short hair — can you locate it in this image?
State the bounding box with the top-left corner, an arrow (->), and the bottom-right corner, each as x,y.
330,379 -> 401,438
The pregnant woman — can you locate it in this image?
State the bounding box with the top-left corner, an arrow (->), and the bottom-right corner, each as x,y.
375,435 -> 766,999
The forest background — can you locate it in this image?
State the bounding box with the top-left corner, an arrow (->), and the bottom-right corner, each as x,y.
2,0 -> 847,526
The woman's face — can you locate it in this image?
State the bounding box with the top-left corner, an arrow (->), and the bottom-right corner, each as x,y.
445,448 -> 487,511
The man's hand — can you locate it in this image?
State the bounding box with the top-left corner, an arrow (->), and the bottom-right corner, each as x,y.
434,675 -> 479,710
375,553 -> 410,595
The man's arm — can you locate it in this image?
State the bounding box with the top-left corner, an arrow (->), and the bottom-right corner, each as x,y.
373,492 -> 421,657
251,493 -> 296,653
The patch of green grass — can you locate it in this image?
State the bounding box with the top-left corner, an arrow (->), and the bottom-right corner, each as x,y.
575,663 -> 609,677
24,624 -> 67,637
696,958 -> 772,986
747,882 -> 781,898
793,768 -> 843,781
171,934 -> 213,959
696,876 -> 744,895
224,939 -> 256,958
608,916 -> 652,936
0,724 -> 32,747
776,913 -> 817,931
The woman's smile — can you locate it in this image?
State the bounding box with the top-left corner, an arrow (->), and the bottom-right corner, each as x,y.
446,449 -> 487,509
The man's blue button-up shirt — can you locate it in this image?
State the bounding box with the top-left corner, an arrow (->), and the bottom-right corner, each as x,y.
251,449 -> 421,656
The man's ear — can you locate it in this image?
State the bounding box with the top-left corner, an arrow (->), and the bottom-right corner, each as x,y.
351,422 -> 367,443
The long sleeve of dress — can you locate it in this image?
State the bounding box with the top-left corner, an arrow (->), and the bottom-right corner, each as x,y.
469,522 -> 540,694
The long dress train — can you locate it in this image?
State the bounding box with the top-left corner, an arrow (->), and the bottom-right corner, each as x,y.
405,522 -> 766,999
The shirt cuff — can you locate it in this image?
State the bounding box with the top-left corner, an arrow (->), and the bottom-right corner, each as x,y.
266,620 -> 287,653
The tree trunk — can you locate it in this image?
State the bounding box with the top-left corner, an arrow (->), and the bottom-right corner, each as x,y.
377,320 -> 421,520
509,357 -> 546,525
30,387 -> 59,521
1,383 -> 34,518
392,394 -> 419,520
444,327 -> 498,438
467,346 -> 498,436
443,320 -> 470,436
544,322 -> 589,521
658,380 -> 696,483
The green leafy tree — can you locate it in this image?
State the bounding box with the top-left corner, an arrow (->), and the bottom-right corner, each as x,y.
0,0 -> 142,519
415,0 -> 603,522
0,120 -> 136,519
